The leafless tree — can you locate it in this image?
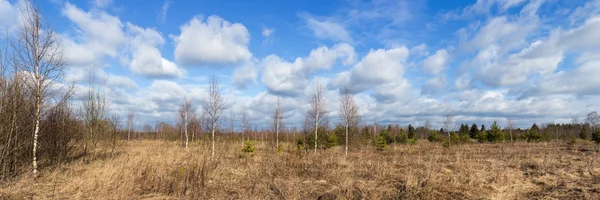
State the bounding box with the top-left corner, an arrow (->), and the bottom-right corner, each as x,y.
11,2 -> 66,175
339,86 -> 358,157
81,81 -> 109,157
423,119 -> 431,139
203,76 -> 225,158
273,95 -> 283,149
443,111 -> 454,135
240,110 -> 249,149
506,118 -> 515,142
126,111 -> 134,141
109,113 -> 121,155
308,83 -> 326,154
586,111 -> 599,131
178,97 -> 195,149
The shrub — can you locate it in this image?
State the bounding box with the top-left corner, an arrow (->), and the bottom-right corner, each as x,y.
579,126 -> 588,140
567,137 -> 576,146
475,131 -> 487,143
325,131 -> 339,148
427,131 -> 443,142
592,130 -> 600,144
375,134 -> 387,151
395,129 -> 409,144
242,141 -> 255,153
486,121 -> 505,142
524,123 -> 542,142
296,139 -> 306,151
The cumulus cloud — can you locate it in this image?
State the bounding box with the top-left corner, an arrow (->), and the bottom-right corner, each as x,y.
344,46 -> 409,92
300,13 -> 352,42
61,4 -> 183,78
422,49 -> 448,75
172,15 -> 252,66
61,2 -> 126,66
232,61 -> 258,89
261,43 -> 356,96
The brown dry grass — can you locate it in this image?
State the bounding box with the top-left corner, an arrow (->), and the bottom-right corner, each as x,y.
1,140 -> 599,199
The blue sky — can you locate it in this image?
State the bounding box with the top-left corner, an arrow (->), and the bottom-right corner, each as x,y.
2,0 -> 600,130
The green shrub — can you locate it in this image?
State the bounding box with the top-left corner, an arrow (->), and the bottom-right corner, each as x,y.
567,137 -> 576,146
242,141 -> 255,153
395,129 -> 409,144
375,134 -> 387,151
579,126 -> 588,140
325,131 -> 339,148
427,131 -> 443,142
475,131 -> 487,143
592,130 -> 600,144
524,123 -> 542,142
486,121 -> 505,142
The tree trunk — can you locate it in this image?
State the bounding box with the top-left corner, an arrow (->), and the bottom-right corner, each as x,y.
211,124 -> 215,158
33,87 -> 40,176
345,122 -> 349,158
314,115 -> 318,155
184,112 -> 188,149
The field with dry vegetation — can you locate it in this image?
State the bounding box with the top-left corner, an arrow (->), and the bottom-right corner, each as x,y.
1,139 -> 599,199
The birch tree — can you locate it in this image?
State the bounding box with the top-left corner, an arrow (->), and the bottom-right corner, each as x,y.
126,111 -> 134,141
308,83 -> 326,154
12,2 -> 66,175
240,110 -> 249,149
506,118 -> 515,142
178,97 -> 194,149
272,95 -> 283,149
203,76 -> 225,158
339,86 -> 358,157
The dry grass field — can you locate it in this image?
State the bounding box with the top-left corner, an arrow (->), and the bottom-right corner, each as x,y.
1,140 -> 599,199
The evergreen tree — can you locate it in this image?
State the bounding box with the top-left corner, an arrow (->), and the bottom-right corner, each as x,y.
487,121 -> 505,142
375,134 -> 387,151
408,124 -> 415,139
525,123 -> 542,142
469,123 -> 479,138
592,130 -> 600,144
579,126 -> 588,140
480,124 -> 487,133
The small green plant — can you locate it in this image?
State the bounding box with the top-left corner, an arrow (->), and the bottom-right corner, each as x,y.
296,139 -> 306,152
325,132 -> 339,148
567,137 -> 576,146
277,143 -> 283,153
242,140 -> 255,153
375,134 -> 387,151
427,131 -> 443,142
592,130 -> 600,144
579,126 -> 588,140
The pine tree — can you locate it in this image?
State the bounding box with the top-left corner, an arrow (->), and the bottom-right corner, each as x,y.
375,134 -> 387,151
487,121 -> 505,142
408,124 -> 415,139
579,126 -> 588,140
469,123 -> 479,138
592,130 -> 600,144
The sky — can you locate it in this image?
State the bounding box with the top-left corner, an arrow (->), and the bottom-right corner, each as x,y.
1,0 -> 600,130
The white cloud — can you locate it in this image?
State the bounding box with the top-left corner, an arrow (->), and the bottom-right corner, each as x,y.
232,61 -> 258,89
300,14 -> 352,42
93,0 -> 112,8
158,0 -> 170,23
172,15 -> 251,66
262,28 -> 274,37
345,46 -> 409,92
260,43 -> 356,96
0,0 -> 23,35
127,23 -> 185,78
61,2 -> 126,66
422,49 -> 448,75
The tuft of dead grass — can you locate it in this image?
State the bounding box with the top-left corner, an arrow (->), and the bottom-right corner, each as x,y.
1,140 -> 599,199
